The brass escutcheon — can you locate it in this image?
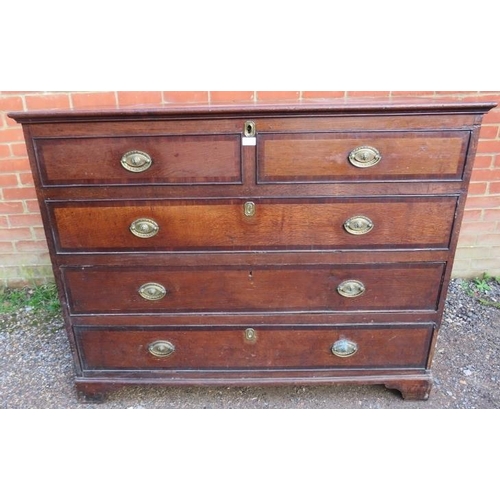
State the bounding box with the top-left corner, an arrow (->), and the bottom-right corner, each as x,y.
244,201 -> 256,217
138,282 -> 167,301
148,340 -> 175,358
348,146 -> 381,168
130,218 -> 159,238
343,215 -> 374,235
331,339 -> 358,358
245,328 -> 257,341
244,120 -> 256,137
337,280 -> 366,298
121,150 -> 153,172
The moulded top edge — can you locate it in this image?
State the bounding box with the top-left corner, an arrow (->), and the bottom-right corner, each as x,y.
7,98 -> 497,123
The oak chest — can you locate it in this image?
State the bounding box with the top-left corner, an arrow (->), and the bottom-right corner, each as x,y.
10,99 -> 495,401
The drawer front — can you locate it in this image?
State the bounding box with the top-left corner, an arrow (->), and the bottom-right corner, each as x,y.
64,263 -> 444,314
76,324 -> 433,370
51,197 -> 457,252
257,131 -> 470,183
34,134 -> 242,185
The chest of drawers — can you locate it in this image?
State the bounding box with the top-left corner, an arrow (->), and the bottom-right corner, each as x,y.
10,99 -> 495,402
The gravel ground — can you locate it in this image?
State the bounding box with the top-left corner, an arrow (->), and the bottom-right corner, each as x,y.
1,278 -> 499,409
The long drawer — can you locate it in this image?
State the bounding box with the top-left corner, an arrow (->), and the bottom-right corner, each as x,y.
50,196 -> 458,252
63,263 -> 445,314
257,130 -> 470,183
76,324 -> 434,371
34,134 -> 242,185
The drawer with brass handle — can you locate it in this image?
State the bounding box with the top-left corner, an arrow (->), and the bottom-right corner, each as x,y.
49,196 -> 458,252
32,134 -> 242,186
62,262 -> 445,314
257,130 -> 470,183
75,324 -> 434,371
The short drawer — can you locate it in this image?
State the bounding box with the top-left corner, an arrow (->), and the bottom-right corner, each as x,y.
257,130 -> 470,183
63,262 -> 445,314
50,196 -> 457,252
34,134 -> 242,185
76,324 -> 433,370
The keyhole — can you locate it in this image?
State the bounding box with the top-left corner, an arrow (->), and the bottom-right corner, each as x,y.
249,270 -> 253,279
244,121 -> 255,137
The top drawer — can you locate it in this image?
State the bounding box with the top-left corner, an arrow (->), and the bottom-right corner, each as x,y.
257,130 -> 470,183
33,134 -> 242,186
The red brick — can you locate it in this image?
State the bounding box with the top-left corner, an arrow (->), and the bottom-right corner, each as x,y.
0,215 -> 8,227
18,172 -> 34,186
464,194 -> 500,209
462,209 -> 482,222
0,144 -> 11,157
477,140 -> 500,154
15,240 -> 49,252
0,126 -> 25,143
25,200 -> 41,213
434,91 -> 477,96
256,91 -> 300,101
468,182 -> 488,195
71,92 -> 117,109
25,93 -> 71,110
461,221 -> 497,233
7,213 -> 43,228
476,233 -> 500,246
483,107 -> 500,124
117,91 -> 163,106
33,227 -> 47,240
2,186 -> 37,201
479,125 -> 499,140
483,209 -> 500,221
473,155 -> 494,169
0,158 -> 30,173
0,227 -> 32,241
10,142 -> 28,157
0,174 -> 18,187
0,241 -> 15,253
302,91 -> 346,99
456,232 -> 477,246
488,182 -> 500,194
0,201 -> 24,214
346,91 -> 391,97
494,154 -> 500,167
162,92 -> 209,104
390,91 -> 436,97
471,168 -> 500,182
0,95 -> 24,112
210,91 -> 254,103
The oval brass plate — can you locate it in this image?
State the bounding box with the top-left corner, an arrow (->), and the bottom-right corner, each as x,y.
148,340 -> 175,358
343,215 -> 374,235
138,282 -> 167,301
331,339 -> 358,358
348,146 -> 381,168
130,218 -> 159,238
337,280 -> 365,298
120,150 -> 152,172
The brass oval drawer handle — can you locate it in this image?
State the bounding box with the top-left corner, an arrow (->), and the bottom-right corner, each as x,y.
348,146 -> 381,168
121,150 -> 152,172
138,282 -> 167,301
337,280 -> 365,298
148,340 -> 175,358
331,339 -> 358,358
130,218 -> 159,238
343,215 -> 374,235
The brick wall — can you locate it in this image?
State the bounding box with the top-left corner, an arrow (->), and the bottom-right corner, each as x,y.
1,91 -> 499,287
